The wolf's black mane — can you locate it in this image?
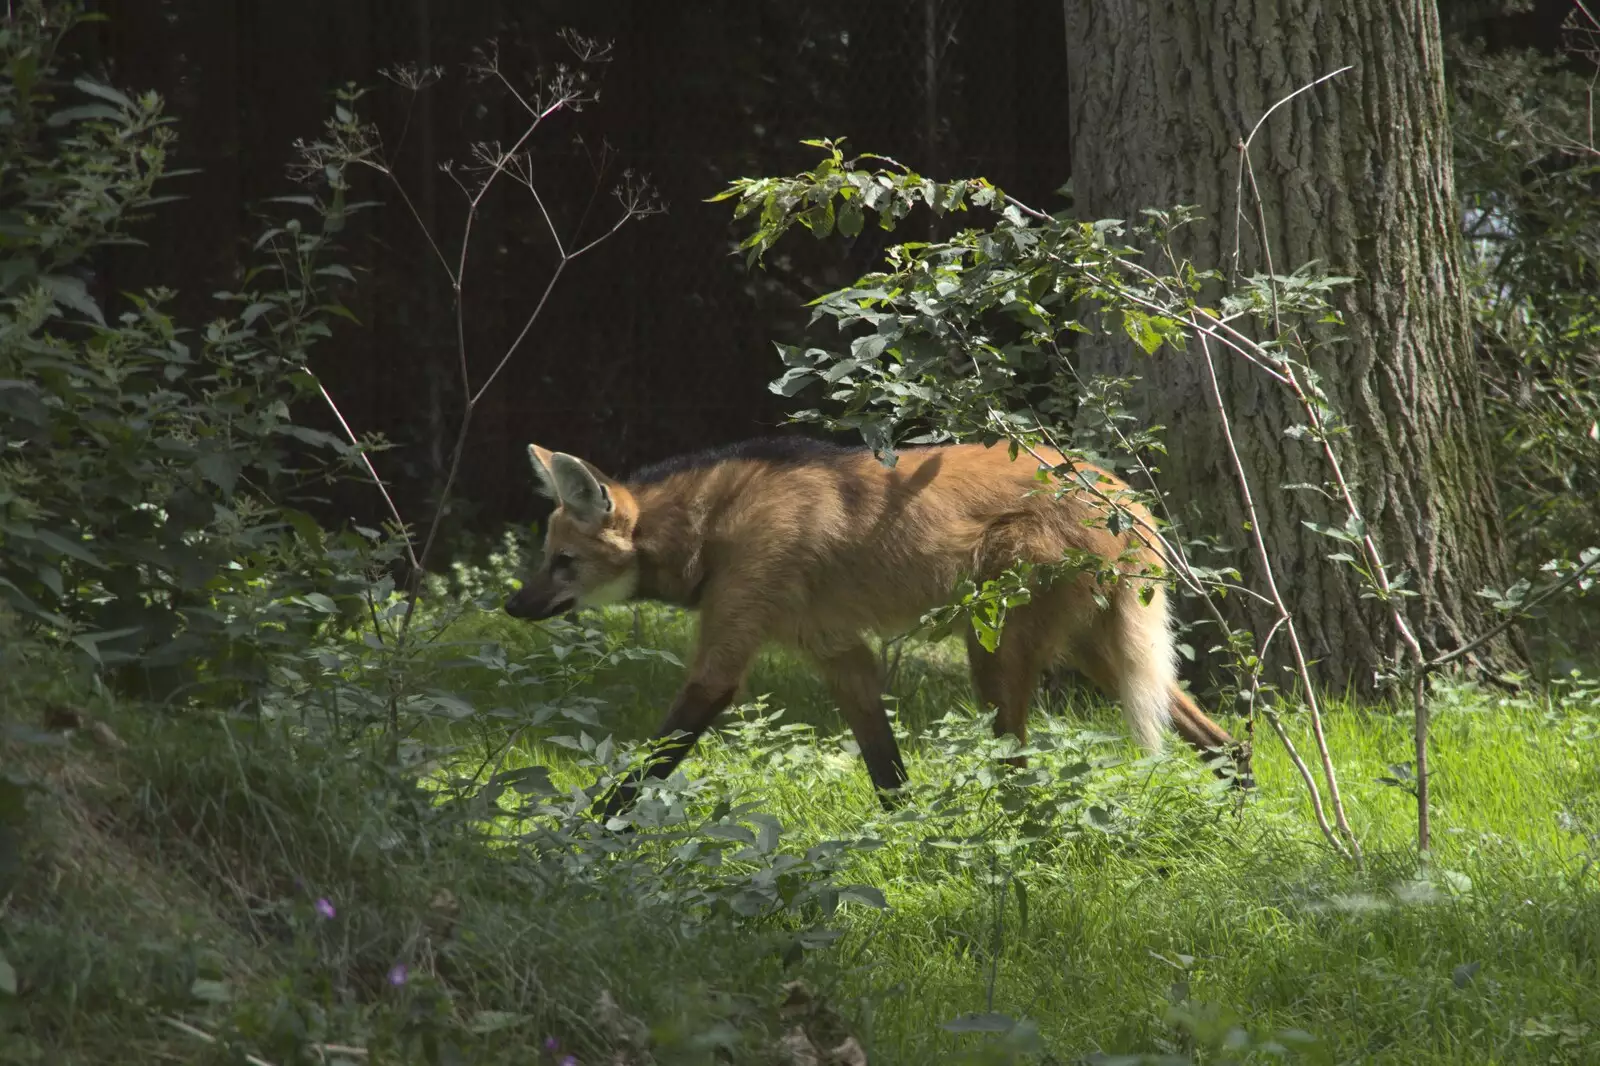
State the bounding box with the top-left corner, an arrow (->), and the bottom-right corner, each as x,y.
625,435 -> 863,486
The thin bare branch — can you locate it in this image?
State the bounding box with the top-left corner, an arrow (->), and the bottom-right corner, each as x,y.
524,177 -> 565,258
352,158 -> 457,285
162,1018 -> 279,1066
1430,551 -> 1600,669
1196,331 -> 1361,865
470,259 -> 568,407
1229,65 -> 1352,287
566,206 -> 641,261
1244,65 -> 1354,151
316,381 -> 418,571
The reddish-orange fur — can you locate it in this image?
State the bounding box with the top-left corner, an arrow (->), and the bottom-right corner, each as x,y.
505,438 -> 1249,816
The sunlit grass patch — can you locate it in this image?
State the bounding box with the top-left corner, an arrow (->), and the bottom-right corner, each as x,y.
436,601 -> 1600,1064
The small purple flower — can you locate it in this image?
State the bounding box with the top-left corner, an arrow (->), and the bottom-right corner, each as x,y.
387,963 -> 408,986
314,897 -> 336,920
544,1037 -> 560,1053
559,1057 -> 577,1066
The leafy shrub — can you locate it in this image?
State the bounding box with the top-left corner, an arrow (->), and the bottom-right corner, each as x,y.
1451,39 -> 1600,668
0,1 -> 396,702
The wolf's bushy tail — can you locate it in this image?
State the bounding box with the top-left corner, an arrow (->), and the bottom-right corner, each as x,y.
1109,580 -> 1179,753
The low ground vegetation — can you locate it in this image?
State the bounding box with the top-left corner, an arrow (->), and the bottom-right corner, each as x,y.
6,589 -> 1600,1064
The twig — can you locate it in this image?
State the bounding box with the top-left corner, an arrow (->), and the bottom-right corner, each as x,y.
1196,331 -> 1359,865
1260,708 -> 1341,846
1273,347 -> 1428,850
1229,66 -> 1353,283
376,169 -> 457,283
379,85 -> 644,645
1071,258 -> 1296,385
1430,552 -> 1600,669
161,1017 -> 278,1066
162,1017 -> 371,1063
471,261 -> 568,406
1244,617 -> 1337,837
316,382 -> 419,571
1245,66 -> 1354,154
1043,355 -> 1276,612
1004,73 -> 1365,861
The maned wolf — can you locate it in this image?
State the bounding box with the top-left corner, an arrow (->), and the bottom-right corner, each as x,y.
504,436 -> 1249,818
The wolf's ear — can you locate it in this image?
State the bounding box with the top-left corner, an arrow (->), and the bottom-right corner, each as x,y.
527,444 -> 562,502
548,452 -> 613,524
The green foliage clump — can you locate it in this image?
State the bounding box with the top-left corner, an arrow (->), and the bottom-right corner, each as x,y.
1451,40 -> 1600,668
0,1 -> 392,702
0,635 -> 878,1066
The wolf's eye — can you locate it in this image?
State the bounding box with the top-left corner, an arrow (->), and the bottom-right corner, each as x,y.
550,552 -> 575,573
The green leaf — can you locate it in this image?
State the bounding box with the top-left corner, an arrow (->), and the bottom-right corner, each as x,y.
46,103 -> 124,127
0,950 -> 15,995
239,301 -> 275,327
73,77 -> 133,110
799,201 -> 835,239
1120,309 -> 1164,355
35,565 -> 62,598
702,824 -> 756,844
30,528 -> 107,569
836,884 -> 886,910
469,1011 -> 531,1035
39,275 -> 105,325
748,812 -> 783,853
941,1012 -> 1017,1033
189,978 -> 232,1004
0,577 -> 69,626
837,198 -> 864,238
68,627 -> 144,665
495,765 -> 554,796
196,451 -> 241,496
0,255 -> 39,294
296,592 -> 339,614
769,367 -> 817,397
425,692 -> 476,719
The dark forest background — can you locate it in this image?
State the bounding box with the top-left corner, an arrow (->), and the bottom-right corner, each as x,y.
76,0 -> 1578,552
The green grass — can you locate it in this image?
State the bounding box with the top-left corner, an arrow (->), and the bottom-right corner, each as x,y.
440,603 -> 1600,1064
1,645 -> 856,1065
5,600 -> 1600,1064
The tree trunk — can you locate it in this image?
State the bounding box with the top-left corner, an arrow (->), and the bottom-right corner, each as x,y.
1061,0 -> 1524,693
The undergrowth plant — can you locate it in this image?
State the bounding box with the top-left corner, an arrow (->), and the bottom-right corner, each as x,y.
1451,10 -> 1600,673
0,2 -> 401,706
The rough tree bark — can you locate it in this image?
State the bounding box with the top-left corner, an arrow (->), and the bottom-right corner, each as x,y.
1061,0 -> 1524,692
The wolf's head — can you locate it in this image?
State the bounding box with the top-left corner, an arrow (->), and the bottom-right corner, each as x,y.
503,445 -> 640,621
